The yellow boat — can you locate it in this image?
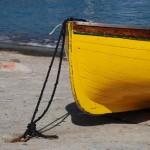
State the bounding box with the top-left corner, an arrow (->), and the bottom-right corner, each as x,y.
65,20 -> 150,115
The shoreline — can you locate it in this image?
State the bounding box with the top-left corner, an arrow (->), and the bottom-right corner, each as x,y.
0,42 -> 61,56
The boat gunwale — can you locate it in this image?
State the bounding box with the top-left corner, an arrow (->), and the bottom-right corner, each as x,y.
75,21 -> 150,30
73,21 -> 150,40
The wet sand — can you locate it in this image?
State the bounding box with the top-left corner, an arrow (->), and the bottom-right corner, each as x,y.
0,50 -> 150,150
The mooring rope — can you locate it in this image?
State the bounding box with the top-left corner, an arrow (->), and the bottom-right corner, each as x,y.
21,21 -> 66,141
49,24 -> 62,35
10,18 -> 87,143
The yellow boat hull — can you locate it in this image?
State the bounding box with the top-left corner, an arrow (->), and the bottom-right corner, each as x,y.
66,21 -> 150,115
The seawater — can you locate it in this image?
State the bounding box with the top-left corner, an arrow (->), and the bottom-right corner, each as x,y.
0,0 -> 150,50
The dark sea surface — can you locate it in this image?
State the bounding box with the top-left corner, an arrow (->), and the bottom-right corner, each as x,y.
0,0 -> 150,50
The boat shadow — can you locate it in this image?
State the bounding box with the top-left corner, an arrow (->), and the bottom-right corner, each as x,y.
65,102 -> 150,126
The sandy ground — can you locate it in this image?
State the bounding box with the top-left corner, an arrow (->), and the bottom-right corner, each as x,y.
0,50 -> 150,150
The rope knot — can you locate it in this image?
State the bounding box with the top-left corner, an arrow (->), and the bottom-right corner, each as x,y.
26,123 -> 37,137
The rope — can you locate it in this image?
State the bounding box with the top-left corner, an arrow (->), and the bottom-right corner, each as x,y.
30,22 -> 64,124
10,17 -> 87,143
21,19 -> 67,141
34,25 -> 66,124
49,24 -> 62,35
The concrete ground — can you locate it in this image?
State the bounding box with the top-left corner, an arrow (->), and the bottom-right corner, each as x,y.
0,51 -> 150,150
